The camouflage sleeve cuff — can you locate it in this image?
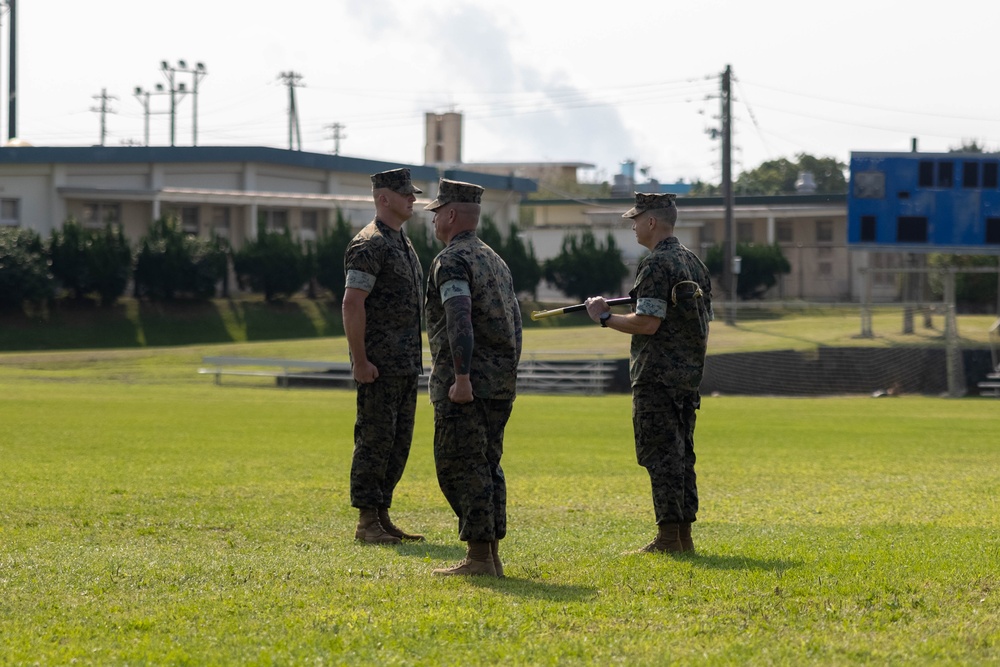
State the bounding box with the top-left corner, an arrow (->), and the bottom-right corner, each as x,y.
440,279 -> 471,303
636,297 -> 667,319
345,270 -> 376,293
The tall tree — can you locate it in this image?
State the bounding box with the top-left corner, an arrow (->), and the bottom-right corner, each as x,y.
543,230 -> 628,302
705,242 -> 791,299
690,153 -> 847,196
315,209 -> 354,303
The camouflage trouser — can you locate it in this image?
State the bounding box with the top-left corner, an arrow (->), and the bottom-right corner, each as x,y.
433,397 -> 513,543
632,385 -> 700,525
350,375 -> 418,510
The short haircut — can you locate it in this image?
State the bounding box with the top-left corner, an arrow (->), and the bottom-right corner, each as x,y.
649,206 -> 677,226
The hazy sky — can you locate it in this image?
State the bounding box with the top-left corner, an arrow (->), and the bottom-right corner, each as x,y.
5,0 -> 999,187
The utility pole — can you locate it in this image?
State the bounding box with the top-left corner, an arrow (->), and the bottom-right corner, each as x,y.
326,122 -> 346,154
4,0 -> 14,141
721,64 -> 737,325
0,1 -> 8,139
90,88 -> 117,146
279,71 -> 303,151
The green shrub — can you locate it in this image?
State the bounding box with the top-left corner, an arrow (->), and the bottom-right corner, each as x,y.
48,219 -> 91,300
705,242 -> 791,299
315,209 -> 354,302
88,224 -> 133,307
49,219 -> 132,306
134,217 -> 227,300
543,230 -> 628,302
232,228 -> 307,302
0,227 -> 54,309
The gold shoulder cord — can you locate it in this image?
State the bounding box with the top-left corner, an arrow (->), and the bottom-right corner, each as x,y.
670,280 -> 704,306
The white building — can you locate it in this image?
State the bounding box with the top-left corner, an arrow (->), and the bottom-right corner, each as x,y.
0,145 -> 536,247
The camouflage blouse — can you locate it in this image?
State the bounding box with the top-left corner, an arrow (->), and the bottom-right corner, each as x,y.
343,219 -> 424,376
425,230 -> 522,403
629,236 -> 714,391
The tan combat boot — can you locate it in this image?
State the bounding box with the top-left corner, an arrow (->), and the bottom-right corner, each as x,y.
355,508 -> 401,545
492,539 -> 504,578
432,541 -> 497,577
637,522 -> 684,554
679,522 -> 695,553
378,507 -> 425,542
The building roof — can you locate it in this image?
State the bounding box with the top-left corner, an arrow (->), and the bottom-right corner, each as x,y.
525,193 -> 848,208
0,145 -> 537,194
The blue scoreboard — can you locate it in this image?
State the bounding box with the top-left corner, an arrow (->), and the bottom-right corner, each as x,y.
848,151 -> 1000,254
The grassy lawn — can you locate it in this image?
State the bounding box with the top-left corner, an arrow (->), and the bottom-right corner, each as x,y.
1,325 -> 999,664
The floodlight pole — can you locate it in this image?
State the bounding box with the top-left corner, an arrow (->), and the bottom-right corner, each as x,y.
133,83 -> 169,146
160,61 -> 189,147
170,60 -> 207,146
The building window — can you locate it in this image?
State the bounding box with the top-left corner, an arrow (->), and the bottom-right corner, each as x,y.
853,171 -> 885,199
872,252 -> 898,286
984,162 -> 999,189
1,198 -> 19,226
212,207 -> 231,240
776,220 -> 794,243
180,206 -> 199,235
300,210 -> 319,243
918,161 -> 934,187
815,220 -> 834,243
818,262 -> 832,276
963,162 -> 980,188
897,216 -> 928,243
986,218 -> 1000,245
82,202 -> 121,229
737,222 -> 754,243
860,215 -> 877,242
937,162 -> 954,188
259,209 -> 289,233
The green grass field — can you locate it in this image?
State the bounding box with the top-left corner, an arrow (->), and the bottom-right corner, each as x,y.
1,321 -> 999,664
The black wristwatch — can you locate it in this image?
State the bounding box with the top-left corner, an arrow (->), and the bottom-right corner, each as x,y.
599,311 -> 612,327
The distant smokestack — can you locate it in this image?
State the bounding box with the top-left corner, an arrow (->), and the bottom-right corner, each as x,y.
7,0 -> 15,141
911,137 -> 918,153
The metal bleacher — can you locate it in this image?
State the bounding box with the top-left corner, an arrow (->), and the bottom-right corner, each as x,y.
977,317 -> 1000,397
515,354 -> 619,395
200,353 -> 621,395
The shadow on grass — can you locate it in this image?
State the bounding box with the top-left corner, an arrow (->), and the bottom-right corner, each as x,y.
139,300 -> 233,346
244,300 -> 323,341
0,300 -> 141,350
468,574 -> 598,601
395,542 -> 467,560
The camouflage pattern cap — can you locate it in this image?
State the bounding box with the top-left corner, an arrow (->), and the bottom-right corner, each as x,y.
622,192 -> 677,219
424,179 -> 484,211
371,168 -> 423,195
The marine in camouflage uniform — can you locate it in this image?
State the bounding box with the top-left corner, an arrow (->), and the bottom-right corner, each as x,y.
343,168 -> 426,545
585,192 -> 713,554
423,179 -> 522,577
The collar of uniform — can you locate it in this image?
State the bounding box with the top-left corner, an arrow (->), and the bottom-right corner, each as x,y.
654,236 -> 680,251
448,229 -> 478,245
374,218 -> 402,238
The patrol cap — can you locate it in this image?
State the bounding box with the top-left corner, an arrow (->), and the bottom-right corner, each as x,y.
371,168 -> 423,195
424,179 -> 484,211
622,192 -> 677,219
